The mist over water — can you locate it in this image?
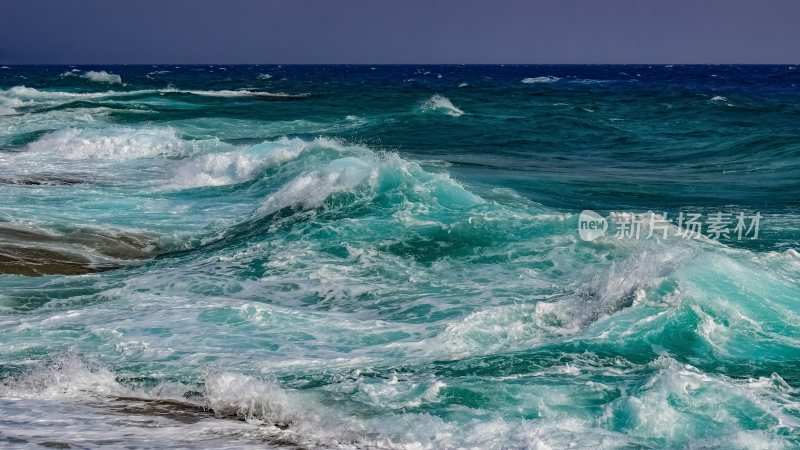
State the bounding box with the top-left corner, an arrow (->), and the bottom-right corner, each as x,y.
1,65 -> 799,449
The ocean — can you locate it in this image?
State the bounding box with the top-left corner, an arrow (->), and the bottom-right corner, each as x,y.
0,64 -> 799,449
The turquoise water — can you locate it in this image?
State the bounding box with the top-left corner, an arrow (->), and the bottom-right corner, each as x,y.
0,65 -> 799,449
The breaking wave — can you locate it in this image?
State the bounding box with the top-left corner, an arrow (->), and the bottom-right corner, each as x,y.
83,70 -> 123,84
420,94 -> 464,116
25,126 -> 191,160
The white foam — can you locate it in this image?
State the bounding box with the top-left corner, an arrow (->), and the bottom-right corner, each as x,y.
421,94 -> 465,117
172,137 -> 312,188
257,73 -> 272,79
203,372 -> 298,424
26,126 -> 188,160
178,89 -> 305,98
247,140 -> 482,220
605,356 -> 799,444
173,150 -> 267,187
0,353 -> 124,399
0,354 -> 637,449
711,96 -> 727,102
256,156 -> 375,216
0,86 -> 130,102
522,76 -> 560,83
83,70 -> 122,84
1,355 -> 367,448
0,106 -> 113,145
0,86 -> 306,114
458,82 -> 469,87
0,86 -> 152,114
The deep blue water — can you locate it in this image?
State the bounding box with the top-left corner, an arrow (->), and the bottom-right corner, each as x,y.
0,65 -> 799,449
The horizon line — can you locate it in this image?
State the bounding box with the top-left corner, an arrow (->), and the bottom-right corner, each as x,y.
3,62 -> 799,66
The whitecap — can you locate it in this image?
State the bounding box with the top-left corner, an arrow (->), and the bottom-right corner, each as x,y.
26,126 -> 189,160
0,86 -> 307,113
172,137 -> 312,188
0,353 -> 124,399
256,157 -> 375,216
0,86 -> 156,113
522,76 -> 560,84
83,70 -> 122,84
421,94 -> 465,117
176,89 -> 306,99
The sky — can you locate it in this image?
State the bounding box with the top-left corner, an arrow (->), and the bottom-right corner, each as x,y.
1,0 -> 799,64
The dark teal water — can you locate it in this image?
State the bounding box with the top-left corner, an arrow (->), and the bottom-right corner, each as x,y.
0,65 -> 799,449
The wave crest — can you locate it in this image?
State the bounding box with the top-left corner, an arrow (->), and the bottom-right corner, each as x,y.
25,126 -> 189,160
172,137 -> 320,188
0,86 -> 308,114
83,70 -> 122,84
421,94 -> 464,116
522,76 -> 560,83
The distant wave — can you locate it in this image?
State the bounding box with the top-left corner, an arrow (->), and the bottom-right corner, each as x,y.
0,86 -> 310,114
522,76 -> 560,84
1,86 -> 134,101
571,78 -> 617,84
83,70 -> 123,84
176,89 -> 307,99
145,70 -> 171,79
0,86 -> 144,114
59,69 -> 81,77
421,94 -> 464,117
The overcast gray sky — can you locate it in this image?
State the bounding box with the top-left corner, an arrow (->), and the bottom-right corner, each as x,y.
1,0 -> 799,64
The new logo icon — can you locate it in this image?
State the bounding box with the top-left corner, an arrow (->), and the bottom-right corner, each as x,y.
578,210 -> 607,241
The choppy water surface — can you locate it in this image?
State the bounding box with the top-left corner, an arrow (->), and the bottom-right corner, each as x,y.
1,65 -> 799,449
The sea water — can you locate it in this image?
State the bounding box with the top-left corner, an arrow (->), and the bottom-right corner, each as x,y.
0,65 -> 799,449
